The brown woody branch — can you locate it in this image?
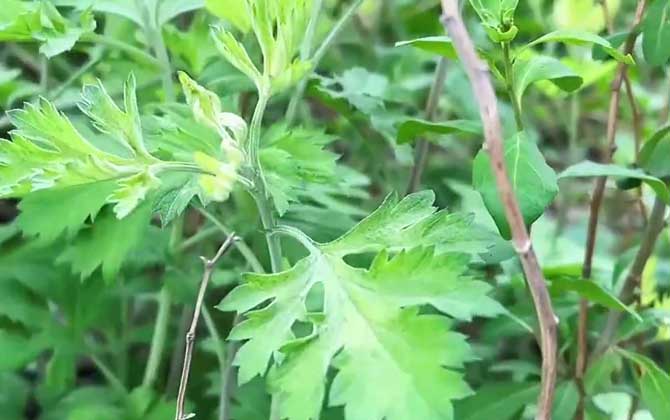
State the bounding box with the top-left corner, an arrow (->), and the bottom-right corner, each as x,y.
575,2 -> 647,418
175,233 -> 239,420
439,2 -> 558,418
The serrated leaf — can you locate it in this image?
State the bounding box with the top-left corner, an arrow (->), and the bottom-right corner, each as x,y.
368,248 -> 505,320
617,349 -> 670,420
513,55 -> 583,107
473,132 -> 559,239
0,1 -> 96,57
639,125 -> 670,178
522,29 -> 634,64
317,67 -> 388,115
642,0 -> 670,66
164,15 -> 218,76
396,118 -> 482,144
211,26 -> 262,87
395,36 -> 458,59
260,125 -> 339,215
16,181 -> 118,243
78,74 -> 152,159
220,191 -> 501,420
324,191 -> 491,255
152,179 -> 199,226
559,161 -> 670,204
57,203 -> 153,281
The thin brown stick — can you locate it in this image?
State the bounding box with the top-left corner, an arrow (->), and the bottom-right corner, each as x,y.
406,57 -> 449,194
175,234 -> 239,420
439,2 -> 558,418
623,75 -> 648,224
591,196 -> 667,358
575,3 -> 647,418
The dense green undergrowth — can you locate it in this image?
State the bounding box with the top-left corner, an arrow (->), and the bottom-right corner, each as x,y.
0,1 -> 669,420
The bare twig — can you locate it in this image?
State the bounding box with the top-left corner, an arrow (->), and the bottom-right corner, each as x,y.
439,2 -> 558,418
591,197 -> 667,358
623,75 -> 649,224
175,234 -> 239,420
575,2 -> 647,418
406,57 -> 449,194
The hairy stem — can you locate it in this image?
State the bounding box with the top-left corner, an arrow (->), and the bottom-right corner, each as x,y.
247,89 -> 283,273
175,234 -> 238,420
406,57 -> 449,194
440,2 -> 558,418
576,3 -> 647,418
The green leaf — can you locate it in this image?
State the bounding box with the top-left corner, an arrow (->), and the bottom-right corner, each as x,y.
552,381 -> 579,420
317,67 -> 389,115
617,349 -> 670,420
522,29 -> 634,64
206,0 -> 251,32
79,74 -> 153,159
260,125 -> 339,215
0,1 -> 96,57
152,179 -> 199,226
57,203 -> 153,281
16,181 -> 118,243
547,276 -> 642,321
220,191 -> 501,420
639,125 -> 670,178
642,0 -> 670,66
552,0 -> 614,33
164,14 -> 219,76
559,161 -> 670,204
473,132 -> 559,239
468,0 -> 520,27
323,191 -> 492,256
211,25 -> 262,88
396,118 -> 482,144
455,382 -> 539,420
0,331 -> 44,371
512,55 -> 583,107
395,36 -> 458,59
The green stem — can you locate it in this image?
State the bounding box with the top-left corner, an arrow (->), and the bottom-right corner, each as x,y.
285,0 -> 365,125
247,88 -> 282,273
49,47 -> 104,100
501,41 -> 524,132
81,33 -> 160,67
142,286 -> 172,388
135,0 -> 175,101
91,354 -> 126,394
285,0 -> 324,123
39,56 -> 48,93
